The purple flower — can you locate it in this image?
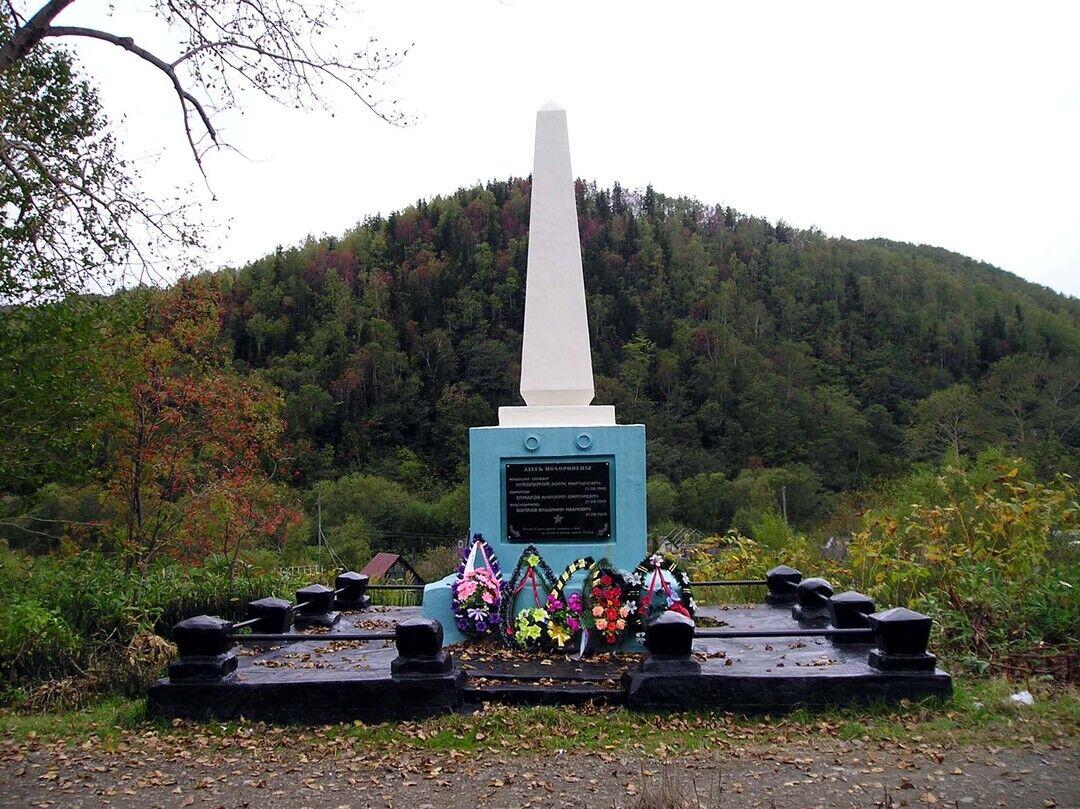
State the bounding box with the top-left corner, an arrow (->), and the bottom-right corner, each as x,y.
475,620 -> 487,633
456,618 -> 469,631
568,593 -> 583,612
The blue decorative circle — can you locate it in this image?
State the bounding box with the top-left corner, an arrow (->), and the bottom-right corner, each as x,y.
576,432 -> 593,450
524,433 -> 541,452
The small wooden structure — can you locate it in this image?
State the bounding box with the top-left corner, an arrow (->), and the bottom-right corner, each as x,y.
360,552 -> 425,584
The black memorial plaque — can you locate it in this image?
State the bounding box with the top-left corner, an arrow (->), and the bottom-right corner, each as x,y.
505,461 -> 612,542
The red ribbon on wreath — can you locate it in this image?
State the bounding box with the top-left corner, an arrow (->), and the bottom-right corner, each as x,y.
641,557 -> 675,614
512,561 -> 544,608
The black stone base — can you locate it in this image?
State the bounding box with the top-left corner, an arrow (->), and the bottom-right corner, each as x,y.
148,671 -> 464,724
391,650 -> 454,678
294,611 -> 341,629
335,595 -> 371,611
167,651 -> 238,682
625,668 -> 952,712
869,650 -> 938,672
639,655 -> 702,675
791,605 -> 830,625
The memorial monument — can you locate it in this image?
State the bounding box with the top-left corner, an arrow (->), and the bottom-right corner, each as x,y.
422,102 -> 647,642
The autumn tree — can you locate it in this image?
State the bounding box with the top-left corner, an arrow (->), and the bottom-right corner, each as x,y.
106,277 -> 299,569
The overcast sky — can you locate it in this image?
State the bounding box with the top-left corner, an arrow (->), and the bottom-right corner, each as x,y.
57,0 -> 1080,296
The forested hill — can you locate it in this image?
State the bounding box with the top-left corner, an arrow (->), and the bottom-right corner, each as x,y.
218,179 -> 1079,505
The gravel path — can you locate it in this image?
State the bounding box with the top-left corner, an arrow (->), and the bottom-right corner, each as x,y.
2,737 -> 1078,808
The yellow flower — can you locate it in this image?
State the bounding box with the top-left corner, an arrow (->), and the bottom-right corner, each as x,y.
527,554 -> 540,567
548,624 -> 571,645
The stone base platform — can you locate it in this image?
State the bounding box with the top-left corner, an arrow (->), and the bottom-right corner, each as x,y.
147,605 -> 951,723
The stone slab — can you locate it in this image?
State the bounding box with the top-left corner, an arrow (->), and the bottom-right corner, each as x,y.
147,605 -> 952,722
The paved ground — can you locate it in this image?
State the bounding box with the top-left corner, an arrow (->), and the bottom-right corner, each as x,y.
2,738 -> 1077,808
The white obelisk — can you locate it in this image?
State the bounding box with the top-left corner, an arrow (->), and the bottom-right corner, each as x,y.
499,102 -> 616,427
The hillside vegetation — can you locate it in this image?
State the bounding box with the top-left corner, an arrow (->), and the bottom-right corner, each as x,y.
1,179 -> 1078,703
3,180 -> 1078,557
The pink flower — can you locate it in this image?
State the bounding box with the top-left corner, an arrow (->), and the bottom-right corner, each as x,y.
457,581 -> 477,599
619,605 -> 631,618
482,590 -> 495,604
595,619 -> 608,630
615,619 -> 626,630
592,606 -> 604,617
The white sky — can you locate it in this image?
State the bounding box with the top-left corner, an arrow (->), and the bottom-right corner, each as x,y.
54,0 -> 1080,296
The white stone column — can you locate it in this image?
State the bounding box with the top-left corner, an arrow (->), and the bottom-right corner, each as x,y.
500,102 -> 615,427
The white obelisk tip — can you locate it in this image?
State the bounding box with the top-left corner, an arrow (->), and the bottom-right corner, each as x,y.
519,104 -> 594,407
540,99 -> 564,112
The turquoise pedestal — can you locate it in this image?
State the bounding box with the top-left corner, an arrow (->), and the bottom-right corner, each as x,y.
423,423 -> 648,645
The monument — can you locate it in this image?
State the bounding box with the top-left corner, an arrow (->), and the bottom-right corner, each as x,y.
422,102 -> 647,642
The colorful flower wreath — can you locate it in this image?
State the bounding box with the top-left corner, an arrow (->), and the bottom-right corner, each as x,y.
451,534 -> 502,638
543,557 -> 592,650
500,546 -> 557,648
583,565 -> 632,647
631,553 -> 697,629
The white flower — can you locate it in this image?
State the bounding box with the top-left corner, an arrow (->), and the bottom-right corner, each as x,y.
649,554 -> 664,567
624,572 -> 642,587
688,598 -> 698,611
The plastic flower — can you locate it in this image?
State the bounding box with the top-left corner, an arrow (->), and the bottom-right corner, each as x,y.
482,590 -> 495,604
592,605 -> 604,617
547,623 -> 572,646
467,607 -> 488,621
615,619 -> 626,630
619,605 -> 631,618
595,618 -> 608,630
457,580 -> 477,599
568,593 -> 583,611
527,554 -> 540,567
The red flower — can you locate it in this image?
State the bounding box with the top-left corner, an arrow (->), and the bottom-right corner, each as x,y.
600,575 -> 612,586
605,608 -> 617,621
606,635 -> 617,644
592,587 -> 602,597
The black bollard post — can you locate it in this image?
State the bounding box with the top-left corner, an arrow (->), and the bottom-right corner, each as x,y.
867,607 -> 938,672
641,609 -> 700,674
391,618 -> 453,677
827,591 -> 875,644
245,597 -> 294,634
168,615 -> 237,681
765,565 -> 802,605
294,584 -> 340,629
334,571 -> 371,611
792,577 -> 833,624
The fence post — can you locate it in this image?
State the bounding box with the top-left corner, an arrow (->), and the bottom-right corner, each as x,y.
334,571 -> 371,610
391,618 -> 452,677
642,609 -> 700,674
867,607 -> 938,672
765,565 -> 802,605
245,597 -> 294,634
168,615 -> 236,682
827,591 -> 875,644
792,577 -> 833,624
294,584 -> 340,629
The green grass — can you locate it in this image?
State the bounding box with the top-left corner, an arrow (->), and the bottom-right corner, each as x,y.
2,677 -> 1078,753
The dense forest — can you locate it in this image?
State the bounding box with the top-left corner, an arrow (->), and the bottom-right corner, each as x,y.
2,179 -> 1078,566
